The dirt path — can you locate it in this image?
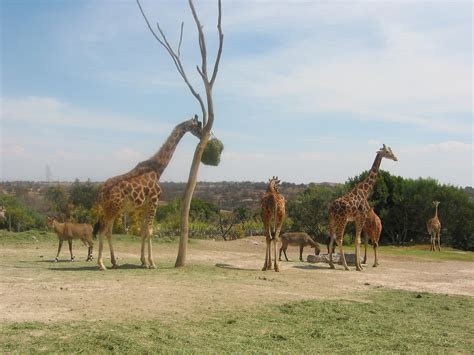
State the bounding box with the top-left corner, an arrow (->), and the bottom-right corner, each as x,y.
0,236 -> 472,324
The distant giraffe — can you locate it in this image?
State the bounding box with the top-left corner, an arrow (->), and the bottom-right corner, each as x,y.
261,177 -> 286,272
427,201 -> 441,251
362,208 -> 382,267
94,116 -> 202,270
328,145 -> 397,271
0,206 -> 6,220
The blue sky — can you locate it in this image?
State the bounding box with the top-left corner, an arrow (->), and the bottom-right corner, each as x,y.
1,0 -> 472,186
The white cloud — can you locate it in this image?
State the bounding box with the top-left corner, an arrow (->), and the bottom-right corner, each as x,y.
1,96 -> 171,134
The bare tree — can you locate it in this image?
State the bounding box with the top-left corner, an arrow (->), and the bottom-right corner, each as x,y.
137,0 -> 223,267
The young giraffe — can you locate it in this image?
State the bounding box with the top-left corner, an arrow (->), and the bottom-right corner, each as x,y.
362,208 -> 382,267
427,201 -> 441,251
328,145 -> 397,271
94,116 -> 202,270
261,176 -> 286,272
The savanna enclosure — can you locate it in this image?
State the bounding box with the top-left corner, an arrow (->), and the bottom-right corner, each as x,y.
1,176 -> 474,352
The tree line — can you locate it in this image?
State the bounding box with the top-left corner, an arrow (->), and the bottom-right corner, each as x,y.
1,174 -> 473,250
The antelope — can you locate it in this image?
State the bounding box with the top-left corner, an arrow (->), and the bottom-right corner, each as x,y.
279,232 -> 321,262
47,217 -> 93,262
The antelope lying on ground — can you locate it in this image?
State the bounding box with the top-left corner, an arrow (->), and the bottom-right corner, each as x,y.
279,232 -> 321,262
47,217 -> 93,262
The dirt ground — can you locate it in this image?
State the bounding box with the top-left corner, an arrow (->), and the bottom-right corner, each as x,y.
0,235 -> 473,324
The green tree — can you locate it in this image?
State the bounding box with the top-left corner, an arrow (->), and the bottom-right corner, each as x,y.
0,194 -> 44,231
45,185 -> 69,218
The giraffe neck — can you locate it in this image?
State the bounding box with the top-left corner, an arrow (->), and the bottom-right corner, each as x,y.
355,153 -> 382,198
434,204 -> 438,219
149,123 -> 189,178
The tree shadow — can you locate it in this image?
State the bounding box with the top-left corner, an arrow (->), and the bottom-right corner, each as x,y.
292,264 -> 332,270
48,263 -> 175,271
215,263 -> 260,272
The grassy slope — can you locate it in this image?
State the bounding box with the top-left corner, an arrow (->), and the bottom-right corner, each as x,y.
1,290 -> 473,353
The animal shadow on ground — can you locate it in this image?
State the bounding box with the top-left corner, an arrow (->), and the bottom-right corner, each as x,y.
48,263 -> 146,271
292,264 -> 331,270
215,263 -> 260,272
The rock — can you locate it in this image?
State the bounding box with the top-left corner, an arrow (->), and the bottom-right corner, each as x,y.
307,253 -> 364,265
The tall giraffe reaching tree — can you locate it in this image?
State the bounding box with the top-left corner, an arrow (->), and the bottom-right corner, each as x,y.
137,0 -> 224,267
427,201 -> 441,251
328,145 -> 397,271
93,117 -> 202,270
261,177 -> 286,272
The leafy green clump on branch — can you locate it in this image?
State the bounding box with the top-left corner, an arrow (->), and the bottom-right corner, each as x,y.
201,137 -> 224,166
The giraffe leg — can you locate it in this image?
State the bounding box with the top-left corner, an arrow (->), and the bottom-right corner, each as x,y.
107,235 -> 118,269
328,234 -> 336,269
273,218 -> 284,272
430,232 -> 435,251
337,237 -> 349,271
140,235 -> 148,267
437,231 -> 441,251
373,242 -> 379,267
354,220 -> 364,271
262,238 -> 271,271
273,237 -> 279,272
363,231 -> 368,264
104,222 -> 118,268
262,219 -> 271,271
145,205 -> 157,269
97,233 -> 106,271
68,240 -> 75,262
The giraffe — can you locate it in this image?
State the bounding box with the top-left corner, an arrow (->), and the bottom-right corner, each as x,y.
0,206 -> 6,220
94,116 -> 202,270
427,201 -> 441,251
362,208 -> 382,267
260,176 -> 286,272
328,144 -> 397,271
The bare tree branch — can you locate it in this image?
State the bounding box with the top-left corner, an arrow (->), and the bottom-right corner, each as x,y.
188,0 -> 208,79
136,0 -> 207,123
210,0 -> 223,87
178,22 -> 184,58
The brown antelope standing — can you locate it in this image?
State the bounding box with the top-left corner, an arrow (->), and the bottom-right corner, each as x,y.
47,217 -> 93,262
279,232 -> 321,262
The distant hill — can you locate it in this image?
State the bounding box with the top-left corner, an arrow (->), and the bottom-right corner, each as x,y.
0,180 -> 339,211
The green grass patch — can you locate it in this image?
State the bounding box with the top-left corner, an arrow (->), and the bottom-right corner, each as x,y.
380,245 -> 474,262
1,289 -> 473,353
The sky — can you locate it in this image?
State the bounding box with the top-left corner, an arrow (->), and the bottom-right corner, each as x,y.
1,0 -> 472,187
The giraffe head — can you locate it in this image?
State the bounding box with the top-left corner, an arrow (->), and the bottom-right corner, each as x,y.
377,144 -> 398,161
433,201 -> 440,208
183,114 -> 202,138
267,176 -> 281,192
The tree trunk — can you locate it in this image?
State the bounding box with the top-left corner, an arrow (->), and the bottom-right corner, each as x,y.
175,131 -> 211,267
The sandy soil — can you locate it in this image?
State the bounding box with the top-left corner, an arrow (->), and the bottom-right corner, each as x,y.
0,236 -> 472,324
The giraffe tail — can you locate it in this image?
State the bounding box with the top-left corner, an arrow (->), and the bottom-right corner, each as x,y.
92,221 -> 101,240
